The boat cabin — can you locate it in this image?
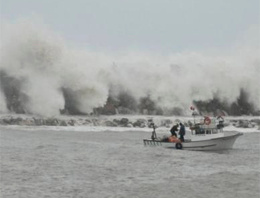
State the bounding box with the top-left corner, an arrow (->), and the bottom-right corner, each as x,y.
191,124 -> 223,135
189,117 -> 225,141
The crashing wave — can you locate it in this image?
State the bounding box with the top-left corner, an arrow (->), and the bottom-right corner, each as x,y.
0,20 -> 259,116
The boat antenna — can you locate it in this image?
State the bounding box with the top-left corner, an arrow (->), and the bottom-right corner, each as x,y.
150,123 -> 157,140
190,106 -> 196,124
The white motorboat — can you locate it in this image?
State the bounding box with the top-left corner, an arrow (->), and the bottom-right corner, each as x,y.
143,116 -> 243,151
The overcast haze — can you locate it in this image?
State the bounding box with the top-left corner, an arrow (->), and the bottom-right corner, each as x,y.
1,0 -> 259,53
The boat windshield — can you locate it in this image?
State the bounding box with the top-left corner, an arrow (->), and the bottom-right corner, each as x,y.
193,126 -> 220,135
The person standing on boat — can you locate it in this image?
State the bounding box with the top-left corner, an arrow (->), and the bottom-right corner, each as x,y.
170,124 -> 179,137
179,123 -> 186,142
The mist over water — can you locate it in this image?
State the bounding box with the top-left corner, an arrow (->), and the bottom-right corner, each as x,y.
0,20 -> 259,116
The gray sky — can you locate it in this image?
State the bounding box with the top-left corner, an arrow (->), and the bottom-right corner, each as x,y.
1,0 -> 259,53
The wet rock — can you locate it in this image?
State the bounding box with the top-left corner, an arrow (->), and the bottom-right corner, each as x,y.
113,119 -> 120,125
119,118 -> 129,127
1,117 -> 23,125
251,119 -> 260,128
251,119 -> 260,124
15,117 -> 23,125
92,118 -> 100,126
68,119 -> 75,126
45,118 -> 59,126
147,118 -> 154,128
0,119 -> 5,125
160,119 -> 173,128
2,118 -> 12,125
21,118 -> 34,126
83,119 -> 92,125
104,120 -> 117,127
59,120 -> 67,126
33,118 -> 45,126
133,119 -> 147,128
235,120 -> 254,128
126,123 -> 133,127
76,118 -> 85,125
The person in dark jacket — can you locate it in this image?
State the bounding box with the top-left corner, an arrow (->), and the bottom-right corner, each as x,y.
179,123 -> 186,142
170,124 -> 179,137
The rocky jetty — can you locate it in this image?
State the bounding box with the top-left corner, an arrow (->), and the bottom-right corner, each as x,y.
0,114 -> 259,131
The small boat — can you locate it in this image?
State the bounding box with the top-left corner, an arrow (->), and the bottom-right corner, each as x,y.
143,116 -> 243,151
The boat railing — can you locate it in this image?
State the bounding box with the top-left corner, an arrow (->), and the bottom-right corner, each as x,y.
143,139 -> 162,146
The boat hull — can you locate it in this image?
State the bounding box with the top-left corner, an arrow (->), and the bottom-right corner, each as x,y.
143,132 -> 243,151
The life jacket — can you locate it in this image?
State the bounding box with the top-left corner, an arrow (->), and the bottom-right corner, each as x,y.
168,136 -> 181,143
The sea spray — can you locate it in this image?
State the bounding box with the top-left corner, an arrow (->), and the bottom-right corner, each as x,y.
0,87 -> 7,113
0,20 -> 110,115
0,19 -> 259,116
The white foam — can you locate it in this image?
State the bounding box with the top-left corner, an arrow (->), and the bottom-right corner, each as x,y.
0,19 -> 259,116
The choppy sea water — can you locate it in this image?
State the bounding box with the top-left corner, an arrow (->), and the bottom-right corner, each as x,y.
1,127 -> 259,198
